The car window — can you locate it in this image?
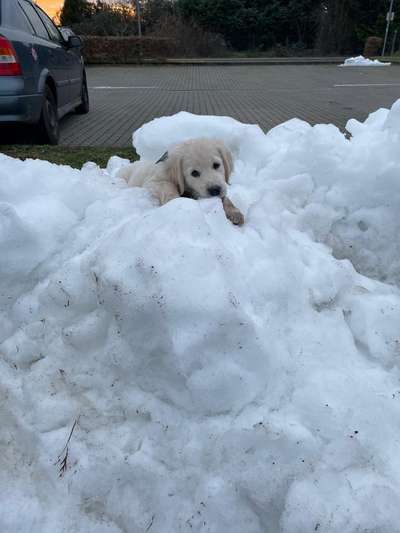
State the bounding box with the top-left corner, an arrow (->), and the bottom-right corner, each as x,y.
35,5 -> 62,43
11,4 -> 34,33
18,0 -> 50,40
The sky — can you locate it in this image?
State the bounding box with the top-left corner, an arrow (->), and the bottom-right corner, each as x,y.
36,0 -> 63,19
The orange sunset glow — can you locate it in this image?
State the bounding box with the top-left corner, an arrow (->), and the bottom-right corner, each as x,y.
36,0 -> 63,19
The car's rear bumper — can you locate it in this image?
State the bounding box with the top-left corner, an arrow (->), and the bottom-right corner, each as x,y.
0,93 -> 42,124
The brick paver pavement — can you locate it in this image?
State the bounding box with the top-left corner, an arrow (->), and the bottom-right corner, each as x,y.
60,64 -> 400,147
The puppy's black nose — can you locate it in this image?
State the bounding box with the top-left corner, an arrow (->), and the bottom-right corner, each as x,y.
208,186 -> 222,197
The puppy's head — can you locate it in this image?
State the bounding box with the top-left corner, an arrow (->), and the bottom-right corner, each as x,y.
162,138 -> 233,199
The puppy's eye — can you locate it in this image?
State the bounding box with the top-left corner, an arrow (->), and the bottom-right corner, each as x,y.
191,170 -> 200,177
213,162 -> 220,170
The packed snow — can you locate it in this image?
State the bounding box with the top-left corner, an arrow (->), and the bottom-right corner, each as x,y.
1,100 -> 400,533
340,55 -> 391,66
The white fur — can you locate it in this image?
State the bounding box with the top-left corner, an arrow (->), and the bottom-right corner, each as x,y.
118,138 -> 244,225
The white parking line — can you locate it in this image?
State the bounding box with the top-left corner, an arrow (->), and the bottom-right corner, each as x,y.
90,86 -> 159,90
334,83 -> 400,87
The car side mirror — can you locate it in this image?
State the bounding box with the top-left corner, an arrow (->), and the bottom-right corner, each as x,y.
67,35 -> 82,49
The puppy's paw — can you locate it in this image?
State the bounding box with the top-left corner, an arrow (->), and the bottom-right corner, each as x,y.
226,208 -> 245,226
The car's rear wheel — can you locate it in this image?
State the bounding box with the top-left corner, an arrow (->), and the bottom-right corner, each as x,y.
39,85 -> 59,145
76,76 -> 89,114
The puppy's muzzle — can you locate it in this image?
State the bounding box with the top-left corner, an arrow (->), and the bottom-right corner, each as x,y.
208,185 -> 222,197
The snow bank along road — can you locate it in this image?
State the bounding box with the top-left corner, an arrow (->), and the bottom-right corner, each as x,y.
2,99 -> 400,532
59,63 -> 400,147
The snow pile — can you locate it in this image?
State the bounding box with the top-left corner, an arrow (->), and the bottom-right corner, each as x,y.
1,100 -> 400,533
340,55 -> 391,66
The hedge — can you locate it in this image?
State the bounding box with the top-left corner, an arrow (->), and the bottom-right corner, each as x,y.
81,36 -> 176,63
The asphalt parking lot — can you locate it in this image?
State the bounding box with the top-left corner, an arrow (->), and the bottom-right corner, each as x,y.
60,64 -> 400,147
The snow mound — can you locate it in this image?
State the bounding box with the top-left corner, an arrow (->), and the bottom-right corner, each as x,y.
340,55 -> 391,66
1,100 -> 400,532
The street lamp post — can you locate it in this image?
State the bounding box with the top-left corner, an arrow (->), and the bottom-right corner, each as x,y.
132,0 -> 142,61
135,0 -> 142,38
382,0 -> 395,56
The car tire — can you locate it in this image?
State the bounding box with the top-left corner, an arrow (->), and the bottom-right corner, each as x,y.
76,76 -> 89,114
39,85 -> 59,145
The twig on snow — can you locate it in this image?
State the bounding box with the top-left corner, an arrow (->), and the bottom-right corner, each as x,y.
55,415 -> 80,478
145,514 -> 155,531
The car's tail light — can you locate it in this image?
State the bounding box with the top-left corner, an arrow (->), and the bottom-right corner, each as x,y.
0,36 -> 22,76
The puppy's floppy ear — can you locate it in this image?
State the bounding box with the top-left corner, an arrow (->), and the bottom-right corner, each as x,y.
217,142 -> 234,184
165,150 -> 185,196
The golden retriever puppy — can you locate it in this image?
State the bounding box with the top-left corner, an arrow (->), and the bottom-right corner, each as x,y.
117,138 -> 244,225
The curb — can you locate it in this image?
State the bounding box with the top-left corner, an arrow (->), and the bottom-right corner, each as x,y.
143,57 -> 347,66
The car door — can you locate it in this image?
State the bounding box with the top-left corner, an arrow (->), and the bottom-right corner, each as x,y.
18,0 -> 70,109
35,5 -> 83,104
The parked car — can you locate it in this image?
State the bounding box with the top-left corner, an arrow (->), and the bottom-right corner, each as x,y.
0,0 -> 89,144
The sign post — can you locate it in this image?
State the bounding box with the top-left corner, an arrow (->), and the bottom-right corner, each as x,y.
382,0 -> 395,56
